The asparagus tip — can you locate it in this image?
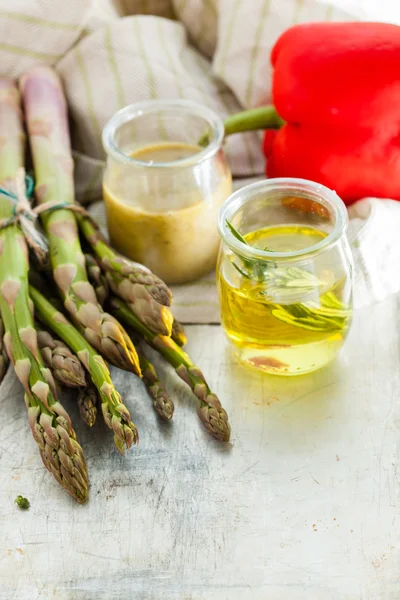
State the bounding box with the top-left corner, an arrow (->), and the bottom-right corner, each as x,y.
197,404 -> 231,442
77,385 -> 98,427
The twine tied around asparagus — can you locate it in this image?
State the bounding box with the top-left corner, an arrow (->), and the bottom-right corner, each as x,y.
0,168 -> 95,264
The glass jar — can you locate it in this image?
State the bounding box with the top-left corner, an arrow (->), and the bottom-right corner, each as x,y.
102,100 -> 232,285
217,178 -> 353,376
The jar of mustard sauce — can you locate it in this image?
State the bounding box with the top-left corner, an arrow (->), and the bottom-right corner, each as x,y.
102,100 -> 232,285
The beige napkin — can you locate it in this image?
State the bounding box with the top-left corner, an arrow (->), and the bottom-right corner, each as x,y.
0,0 -> 399,323
0,0 -> 380,203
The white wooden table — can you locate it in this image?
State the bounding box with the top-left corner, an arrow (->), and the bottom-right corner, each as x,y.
0,296 -> 399,599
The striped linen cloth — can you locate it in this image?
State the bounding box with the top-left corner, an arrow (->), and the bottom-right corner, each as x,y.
89,185 -> 400,324
0,0 -> 399,322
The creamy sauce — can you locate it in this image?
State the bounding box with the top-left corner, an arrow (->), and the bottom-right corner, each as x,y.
103,142 -> 232,284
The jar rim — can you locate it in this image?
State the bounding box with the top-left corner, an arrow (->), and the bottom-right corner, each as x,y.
218,178 -> 349,261
102,99 -> 225,168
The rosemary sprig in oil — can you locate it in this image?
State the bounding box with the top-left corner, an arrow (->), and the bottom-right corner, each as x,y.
226,220 -> 350,332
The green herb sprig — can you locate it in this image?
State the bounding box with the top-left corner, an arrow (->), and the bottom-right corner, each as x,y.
225,220 -> 351,333
226,219 -> 275,281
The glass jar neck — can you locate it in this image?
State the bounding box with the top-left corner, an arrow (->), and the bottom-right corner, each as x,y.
102,99 -> 225,169
218,178 -> 348,263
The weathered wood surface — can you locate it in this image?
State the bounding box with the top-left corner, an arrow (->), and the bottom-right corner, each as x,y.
0,297 -> 399,599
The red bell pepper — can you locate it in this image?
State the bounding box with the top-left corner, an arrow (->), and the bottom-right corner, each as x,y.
223,22 -> 400,205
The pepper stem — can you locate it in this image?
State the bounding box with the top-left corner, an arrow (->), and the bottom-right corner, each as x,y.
224,105 -> 284,135
199,105 -> 284,146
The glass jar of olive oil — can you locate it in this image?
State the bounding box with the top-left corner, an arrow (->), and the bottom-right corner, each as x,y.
217,179 -> 353,375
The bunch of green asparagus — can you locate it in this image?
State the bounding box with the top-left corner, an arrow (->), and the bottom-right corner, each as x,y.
0,67 -> 230,504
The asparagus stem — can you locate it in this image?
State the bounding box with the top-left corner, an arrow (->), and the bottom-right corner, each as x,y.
171,319 -> 187,347
77,383 -> 98,427
20,66 -> 141,376
36,327 -> 86,388
111,297 -> 230,442
84,254 -> 109,307
137,344 -> 174,421
0,79 -> 88,503
30,285 -> 139,454
77,215 -> 174,336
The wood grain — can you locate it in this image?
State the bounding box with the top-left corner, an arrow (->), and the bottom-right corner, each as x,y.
0,296 -> 399,599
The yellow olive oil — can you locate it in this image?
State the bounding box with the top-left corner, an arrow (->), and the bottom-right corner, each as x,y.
218,225 -> 352,375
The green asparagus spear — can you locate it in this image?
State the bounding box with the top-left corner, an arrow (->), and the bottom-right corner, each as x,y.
0,78 -> 88,502
36,327 -> 86,388
85,254 -> 109,307
77,214 -> 174,336
110,297 -> 230,442
30,285 -> 138,455
20,66 -> 141,376
137,344 -> 174,421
